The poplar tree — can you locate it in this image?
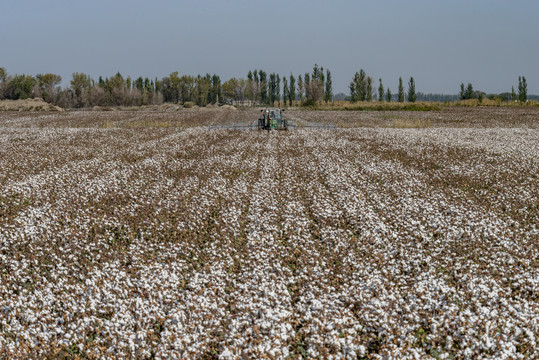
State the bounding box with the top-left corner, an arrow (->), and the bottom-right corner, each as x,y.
247,70 -> 253,101
289,74 -> 296,105
518,76 -> 527,102
304,73 -> 310,102
358,69 -> 366,100
366,77 -> 373,101
282,76 -> 289,107
268,73 -> 276,104
298,75 -> 304,102
259,71 -> 267,104
324,69 -> 333,103
155,77 -> 160,94
407,77 -> 416,103
211,74 -> 221,104
386,88 -> 392,102
349,69 -> 369,102
276,74 -> 281,105
465,83 -> 474,100
378,78 -> 384,102
253,70 -> 259,102
398,77 -> 404,102
349,81 -> 357,102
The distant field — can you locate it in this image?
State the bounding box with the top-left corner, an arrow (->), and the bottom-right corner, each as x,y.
0,108 -> 537,358
1,106 -> 538,129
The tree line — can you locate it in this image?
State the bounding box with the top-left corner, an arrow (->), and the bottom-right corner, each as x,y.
350,69 -> 530,103
349,71 -> 417,103
0,66 -> 530,108
458,77 -> 528,102
0,65 -> 333,108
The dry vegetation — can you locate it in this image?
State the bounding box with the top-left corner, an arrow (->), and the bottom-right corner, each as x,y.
0,108 -> 537,359
0,98 -> 64,112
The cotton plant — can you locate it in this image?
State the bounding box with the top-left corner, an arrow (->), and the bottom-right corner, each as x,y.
0,110 -> 537,358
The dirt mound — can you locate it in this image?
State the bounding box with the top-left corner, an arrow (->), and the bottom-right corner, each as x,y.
0,98 -> 64,112
220,104 -> 237,110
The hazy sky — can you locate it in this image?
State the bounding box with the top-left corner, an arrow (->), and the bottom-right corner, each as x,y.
1,0 -> 538,94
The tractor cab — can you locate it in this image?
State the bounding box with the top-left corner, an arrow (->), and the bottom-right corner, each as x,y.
258,108 -> 288,130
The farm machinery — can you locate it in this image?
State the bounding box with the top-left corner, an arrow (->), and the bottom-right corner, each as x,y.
208,107 -> 335,130
257,108 -> 290,130
255,108 -> 336,130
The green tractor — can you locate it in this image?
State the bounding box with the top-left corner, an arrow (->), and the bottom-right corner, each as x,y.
258,108 -> 289,130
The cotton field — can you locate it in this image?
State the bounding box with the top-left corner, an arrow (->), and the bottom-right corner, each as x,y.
0,109 -> 537,359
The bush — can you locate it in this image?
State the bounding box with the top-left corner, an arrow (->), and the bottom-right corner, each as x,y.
183,101 -> 194,108
5,75 -> 37,100
301,98 -> 317,107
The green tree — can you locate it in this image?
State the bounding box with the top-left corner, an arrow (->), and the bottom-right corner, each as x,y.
259,71 -> 267,104
309,64 -> 323,103
317,66 -> 325,103
460,83 -> 466,100
36,73 -> 62,102
407,77 -> 416,103
6,74 -> 37,100
0,67 -> 7,99
398,77 -> 404,102
304,64 -> 327,104
210,74 -> 221,104
268,73 -> 277,104
161,71 -> 181,103
70,72 -> 92,107
194,74 -> 211,106
304,73 -> 311,103
276,74 -> 281,105
297,74 -> 304,102
465,83 -> 474,100
518,76 -> 527,102
247,71 -> 254,101
358,69 -> 367,100
386,87 -> 392,102
134,77 -> 144,92
144,78 -> 152,92
223,77 -> 246,103
478,91 -> 484,103
349,69 -> 368,102
282,76 -> 289,107
378,78 -> 384,102
511,86 -> 516,101
253,70 -> 259,102
289,74 -> 296,105
325,69 -> 333,103
179,75 -> 195,103
366,77 -> 373,101
154,77 -> 161,94
104,72 -> 127,106
349,80 -> 357,102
